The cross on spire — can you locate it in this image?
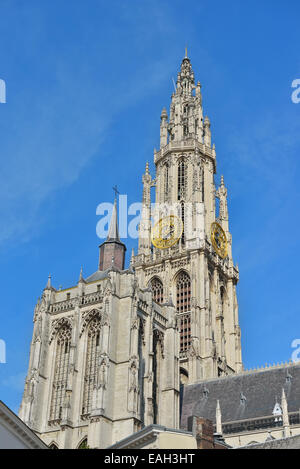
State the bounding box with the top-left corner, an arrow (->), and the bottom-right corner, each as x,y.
112,185 -> 120,201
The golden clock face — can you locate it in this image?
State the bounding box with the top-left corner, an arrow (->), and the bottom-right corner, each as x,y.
211,222 -> 228,259
151,215 -> 183,249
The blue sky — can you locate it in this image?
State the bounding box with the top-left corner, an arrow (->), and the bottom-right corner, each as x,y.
0,0 -> 300,413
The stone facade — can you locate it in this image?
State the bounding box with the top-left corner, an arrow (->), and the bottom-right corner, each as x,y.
181,362 -> 300,447
19,53 -> 243,449
19,266 -> 180,449
133,53 -> 242,384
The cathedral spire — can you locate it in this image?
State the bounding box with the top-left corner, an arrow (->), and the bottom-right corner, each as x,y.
107,198 -> 120,242
99,196 -> 126,271
177,52 -> 195,96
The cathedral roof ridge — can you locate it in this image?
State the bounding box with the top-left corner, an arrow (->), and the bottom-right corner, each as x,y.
242,360 -> 298,374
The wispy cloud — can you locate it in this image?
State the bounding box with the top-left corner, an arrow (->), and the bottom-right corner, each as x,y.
0,2 -> 177,249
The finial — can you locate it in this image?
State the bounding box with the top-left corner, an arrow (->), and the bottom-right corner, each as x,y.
145,161 -> 150,174
221,175 -> 224,186
130,247 -> 135,263
45,274 -> 51,289
204,115 -> 210,126
216,400 -> 222,435
112,185 -> 119,202
185,46 -> 188,58
161,107 -> 168,119
79,266 -> 83,282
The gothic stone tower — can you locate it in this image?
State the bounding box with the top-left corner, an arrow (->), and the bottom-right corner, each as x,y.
133,53 -> 242,384
19,202 -> 180,449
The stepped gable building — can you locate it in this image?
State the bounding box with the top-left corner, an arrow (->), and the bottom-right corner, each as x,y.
19,52 -> 245,449
181,362 -> 300,447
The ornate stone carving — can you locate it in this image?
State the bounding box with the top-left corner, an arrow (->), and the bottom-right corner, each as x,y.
49,317 -> 72,344
80,309 -> 103,337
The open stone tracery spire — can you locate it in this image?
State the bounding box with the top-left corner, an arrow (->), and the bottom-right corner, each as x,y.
134,52 -> 242,384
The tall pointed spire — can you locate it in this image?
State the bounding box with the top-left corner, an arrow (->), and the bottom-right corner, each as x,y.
107,198 -> 120,242
99,195 -> 126,271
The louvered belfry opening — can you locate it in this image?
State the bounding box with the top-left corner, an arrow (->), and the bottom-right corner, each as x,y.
176,271 -> 191,353
178,160 -> 186,200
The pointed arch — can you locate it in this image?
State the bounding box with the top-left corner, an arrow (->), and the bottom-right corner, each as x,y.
153,329 -> 164,424
49,442 -> 59,449
177,158 -> 186,200
180,201 -> 185,244
77,437 -> 89,449
81,313 -> 102,416
49,323 -> 72,422
175,270 -> 191,313
149,276 -> 164,305
80,308 -> 102,337
164,162 -> 169,201
175,270 -> 191,353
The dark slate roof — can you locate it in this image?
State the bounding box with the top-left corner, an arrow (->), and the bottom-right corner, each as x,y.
181,363 -> 300,430
239,434 -> 300,450
85,270 -> 109,283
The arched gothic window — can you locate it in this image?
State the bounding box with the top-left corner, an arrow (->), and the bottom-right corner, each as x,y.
180,201 -> 185,244
176,271 -> 191,352
153,330 -> 164,424
82,316 -> 102,415
150,277 -> 164,305
49,324 -> 72,421
220,285 -> 226,314
164,164 -> 169,200
78,438 -> 89,449
178,160 -> 186,200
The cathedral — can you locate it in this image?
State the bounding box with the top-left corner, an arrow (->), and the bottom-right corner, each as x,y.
19,53 -> 300,450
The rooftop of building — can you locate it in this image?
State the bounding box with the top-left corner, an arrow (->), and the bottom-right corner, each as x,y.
181,362 -> 300,430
